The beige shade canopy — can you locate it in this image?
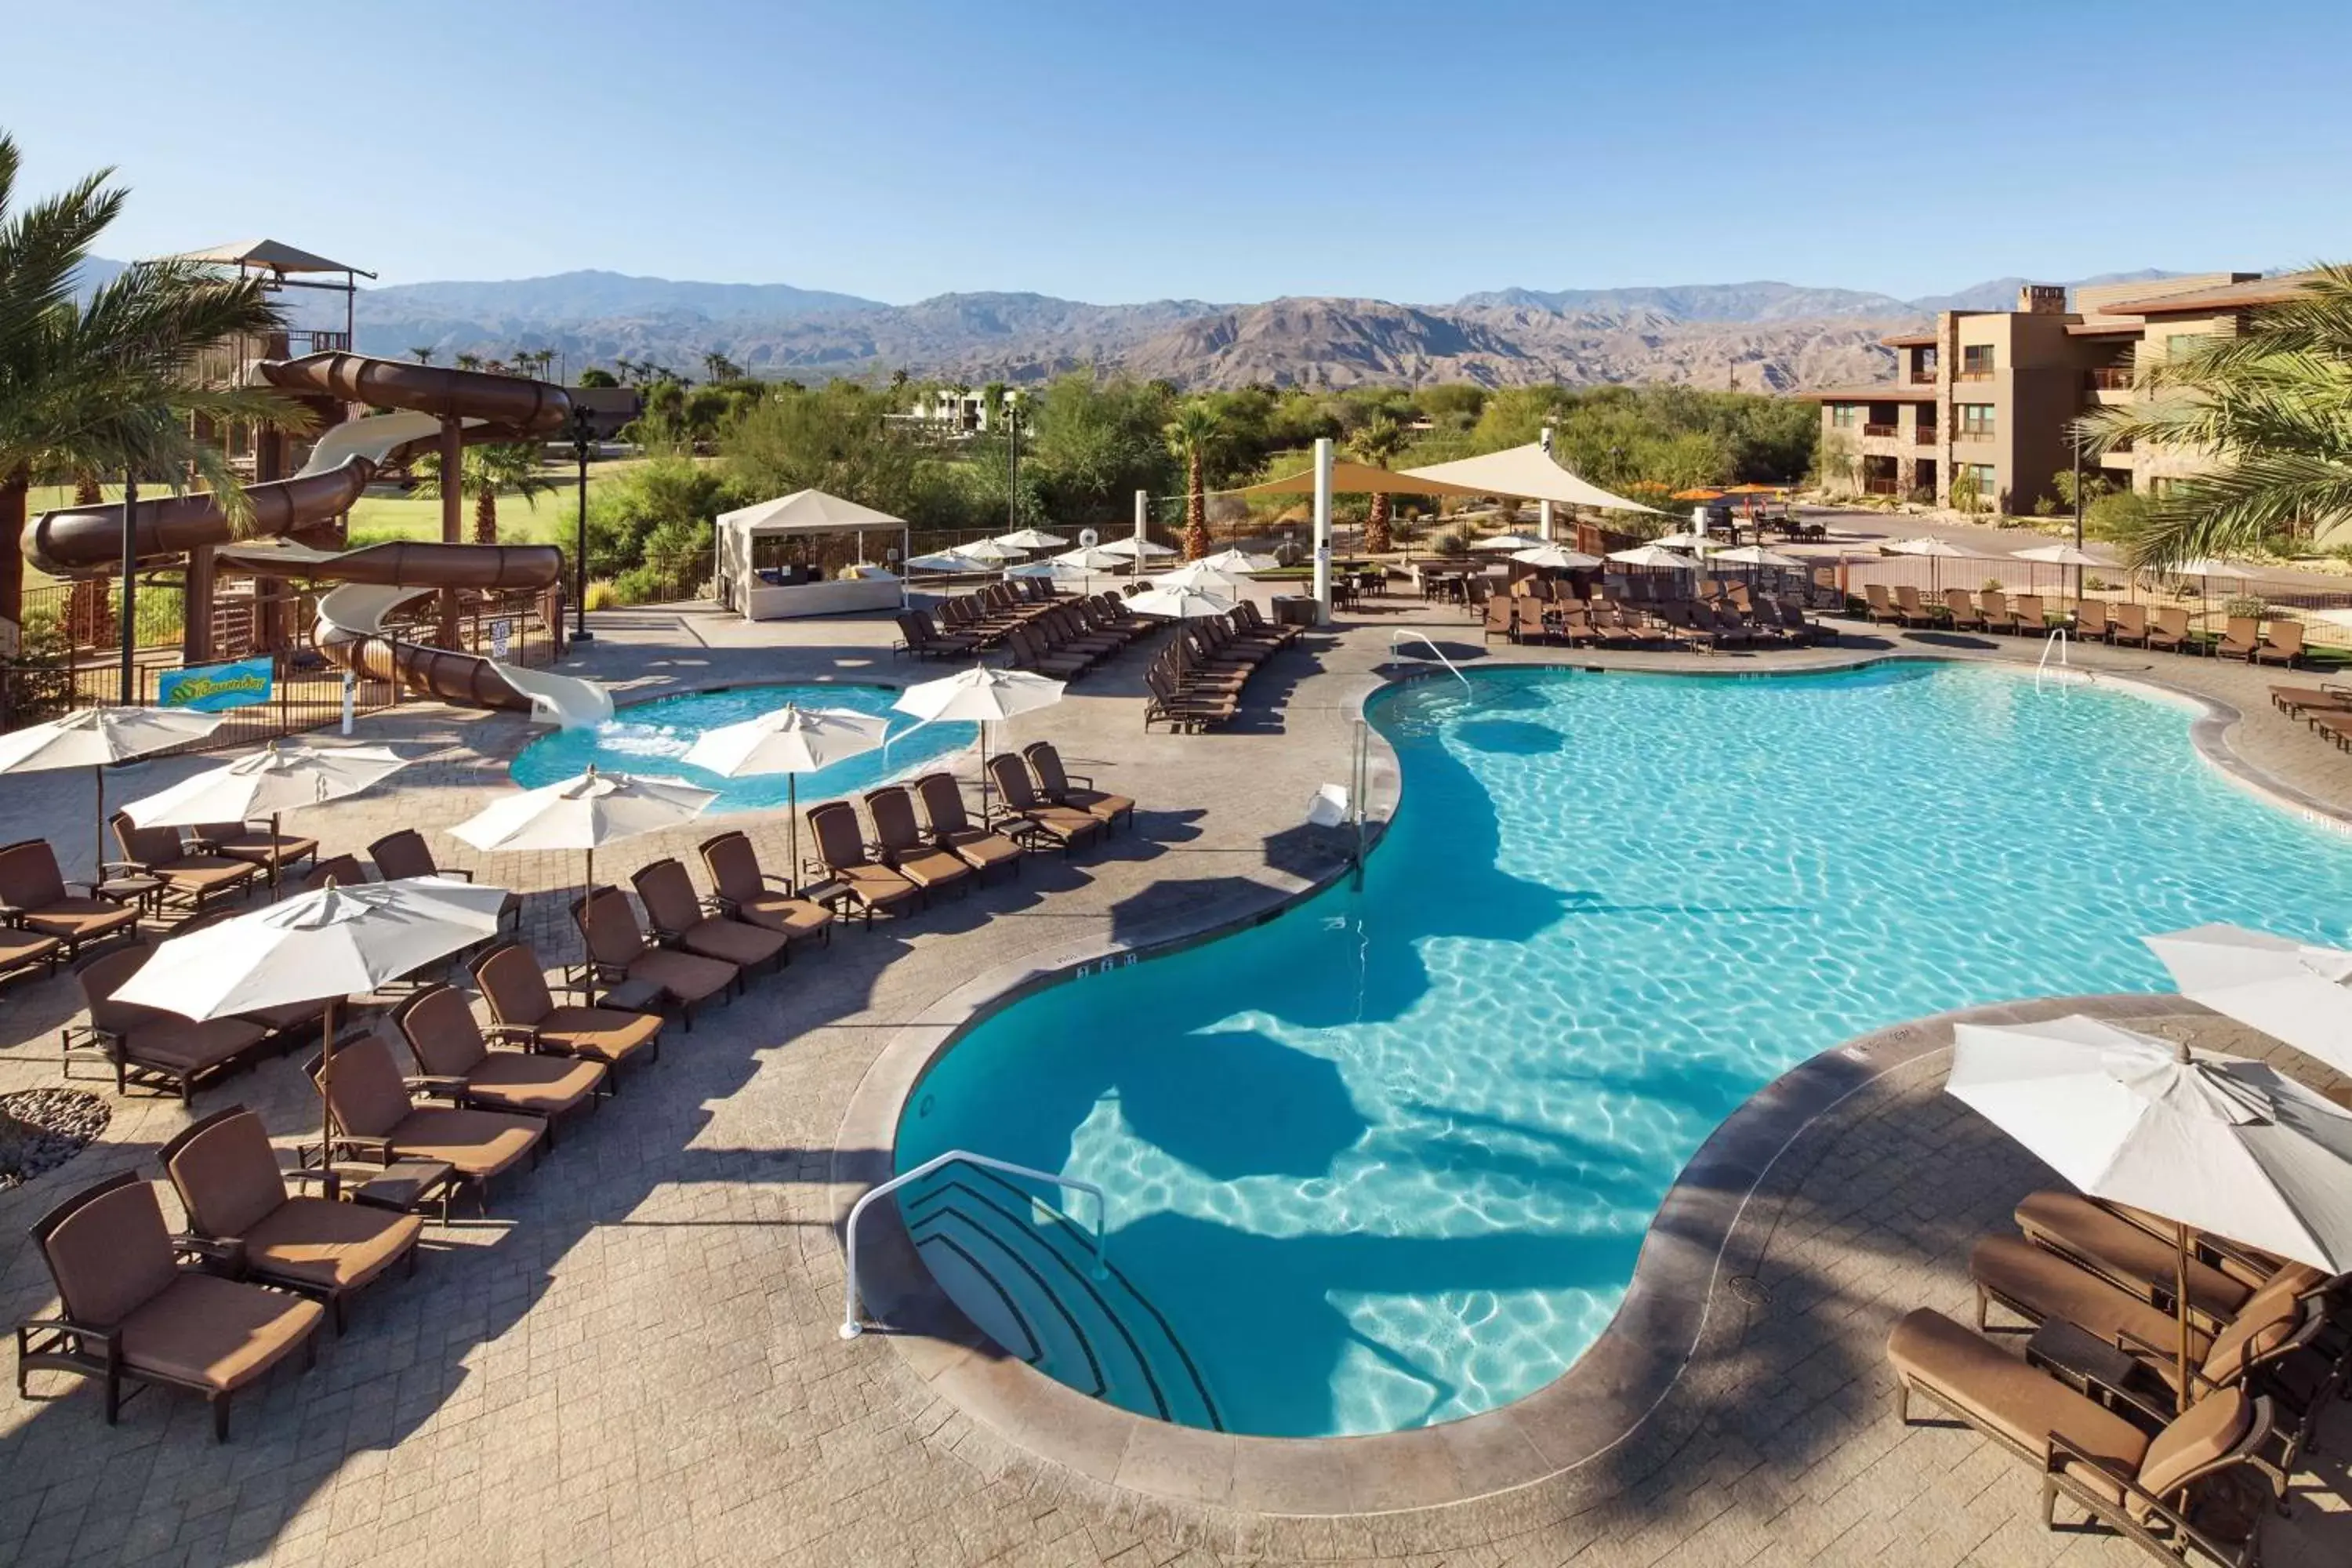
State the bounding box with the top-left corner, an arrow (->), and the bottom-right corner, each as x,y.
1403,442 -> 1666,514
158,238 -> 375,278
1241,459 -> 1493,498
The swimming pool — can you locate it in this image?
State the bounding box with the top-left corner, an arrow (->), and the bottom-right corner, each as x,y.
895,661 -> 2352,1439
510,684 -> 975,811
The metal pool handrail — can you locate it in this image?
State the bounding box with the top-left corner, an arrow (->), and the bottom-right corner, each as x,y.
840,1150 -> 1108,1339
2035,624 -> 2074,691
1388,629 -> 1472,688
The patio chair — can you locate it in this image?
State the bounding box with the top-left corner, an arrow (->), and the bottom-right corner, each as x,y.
368,829 -> 521,931
1980,590 -> 2021,636
1893,585 -> 1943,628
2074,598 -> 2113,641
2013,594 -> 2052,635
983,753 -> 1104,853
1230,600 -> 1301,646
0,838 -> 139,958
2216,615 -> 2260,660
15,1171 -> 324,1440
2109,602 -> 2151,648
159,1106 -> 422,1334
108,815 -> 256,913
573,886 -> 739,1022
307,1033 -> 545,1211
2147,605 -> 2194,655
862,786 -> 974,902
2268,683 -> 2352,718
909,773 -> 1025,880
630,857 -> 790,974
1021,741 -> 1134,833
1483,593 -> 1514,644
393,985 -> 606,1138
68,945 -> 270,1102
1143,664 -> 1236,733
693,831 -> 835,946
2010,1192 -> 2255,1326
299,854 -> 370,893
2253,620 -> 2305,668
893,609 -> 979,660
1943,588 -> 1985,631
188,819 -> 317,887
470,941 -> 663,1076
1512,597 -> 1550,645
1886,1309 -> 2276,1568
1005,622 -> 1093,680
803,801 -> 922,924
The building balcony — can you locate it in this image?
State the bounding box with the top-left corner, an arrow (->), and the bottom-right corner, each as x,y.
1909,369 -> 1937,385
1953,427 -> 1994,443
1863,423 -> 1898,438
2085,367 -> 2134,390
1954,369 -> 1994,383
1915,426 -> 1938,446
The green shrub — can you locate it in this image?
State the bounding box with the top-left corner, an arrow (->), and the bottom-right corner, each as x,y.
2223,595 -> 2270,619
612,564 -> 667,604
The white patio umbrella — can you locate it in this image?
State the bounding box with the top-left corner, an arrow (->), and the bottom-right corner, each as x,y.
1124,585 -> 1236,620
954,538 -> 1018,564
1005,560 -> 1102,593
111,876 -> 510,1149
1149,561 -> 1250,593
448,765 -> 717,956
1053,545 -> 1130,572
1095,537 -> 1175,559
2172,559 -> 2252,581
894,666 -> 1065,810
1887,535 -> 1967,592
118,742 -> 408,892
0,706 -> 227,872
1196,547 -> 1279,574
1708,544 -> 1806,568
2146,924 -> 2352,1076
1606,544 -> 1697,569
1469,532 -> 1547,552
1651,530 -> 1709,550
681,704 -> 891,895
993,527 -> 1069,550
905,548 -> 989,573
2014,543 -> 2109,566
1947,1012 -> 2352,1392
1510,544 -> 1604,571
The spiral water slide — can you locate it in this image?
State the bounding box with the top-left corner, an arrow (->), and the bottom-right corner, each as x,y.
22,354 -> 611,724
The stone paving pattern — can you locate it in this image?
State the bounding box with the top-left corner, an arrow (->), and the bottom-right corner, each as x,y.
2,583 -> 2350,1566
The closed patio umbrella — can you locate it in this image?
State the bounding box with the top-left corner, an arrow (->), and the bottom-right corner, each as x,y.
2146,924 -> 2352,1076
118,742 -> 408,892
893,666 -> 1065,814
0,706 -> 227,873
681,704 -> 891,895
1947,1012 -> 2352,1393
111,876 -> 510,1152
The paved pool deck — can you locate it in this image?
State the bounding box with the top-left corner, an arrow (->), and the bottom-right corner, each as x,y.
2,589 -> 2349,1567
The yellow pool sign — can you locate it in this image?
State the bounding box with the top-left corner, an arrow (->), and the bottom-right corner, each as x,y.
156,655 -> 274,713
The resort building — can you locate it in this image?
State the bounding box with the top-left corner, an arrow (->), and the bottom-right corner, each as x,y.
1800,270 -> 2318,511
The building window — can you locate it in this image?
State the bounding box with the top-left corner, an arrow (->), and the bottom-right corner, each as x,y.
1957,404 -> 1996,437
1960,344 -> 1996,379
1829,403 -> 1858,428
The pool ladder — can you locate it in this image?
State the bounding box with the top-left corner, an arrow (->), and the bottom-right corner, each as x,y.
840,1150 -> 1105,1339
2034,625 -> 2092,691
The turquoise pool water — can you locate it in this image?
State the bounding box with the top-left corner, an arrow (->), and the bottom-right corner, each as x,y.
510,684 -> 975,812
898,662 -> 2352,1437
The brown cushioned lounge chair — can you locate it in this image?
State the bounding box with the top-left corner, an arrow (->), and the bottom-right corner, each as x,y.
2147,605 -> 2194,655
910,772 -> 1025,880
984,753 -> 1102,853
368,829 -> 521,931
393,985 -> 607,1137
2215,615 -> 2259,660
694,831 -> 833,945
1943,588 -> 1985,632
630,856 -> 789,973
470,941 -> 662,1076
16,1171 -> 325,1440
0,922 -> 62,989
2012,1192 -> 2255,1326
863,786 -> 973,901
109,814 -> 256,913
1021,741 -> 1134,833
1863,583 -> 1901,626
309,1033 -> 544,1211
1886,1308 -> 2277,1568
0,839 -> 141,958
2110,602 -> 2151,648
160,1106 -> 422,1334
2254,620 -> 2304,668
69,945 -> 270,1102
2074,598 -> 2113,641
804,800 -> 923,924
573,886 -> 739,1023
189,818 -> 318,888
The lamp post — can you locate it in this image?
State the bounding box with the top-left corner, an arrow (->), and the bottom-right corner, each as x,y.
567,403 -> 595,644
118,469 -> 139,704
1004,389 -> 1022,533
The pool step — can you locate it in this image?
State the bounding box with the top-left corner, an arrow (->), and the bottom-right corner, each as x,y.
902,1170 -> 1222,1431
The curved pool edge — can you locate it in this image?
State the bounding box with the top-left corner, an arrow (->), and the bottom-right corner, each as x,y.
825,644 -> 2335,1521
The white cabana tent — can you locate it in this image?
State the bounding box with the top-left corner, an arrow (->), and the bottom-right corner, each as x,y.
1402,443 -> 1664,516
715,489 -> 909,620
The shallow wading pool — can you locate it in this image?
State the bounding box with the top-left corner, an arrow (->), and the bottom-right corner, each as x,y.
895,662 -> 2352,1438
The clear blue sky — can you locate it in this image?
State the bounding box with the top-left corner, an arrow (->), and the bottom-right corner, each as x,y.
9,0 -> 2348,304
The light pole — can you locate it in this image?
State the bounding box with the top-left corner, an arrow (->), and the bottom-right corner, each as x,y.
1004,390 -> 1022,533
2071,435 -> 2085,606
118,469 -> 139,704
567,403 -> 595,644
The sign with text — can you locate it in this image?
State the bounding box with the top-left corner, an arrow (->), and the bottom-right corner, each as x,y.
156,655 -> 273,713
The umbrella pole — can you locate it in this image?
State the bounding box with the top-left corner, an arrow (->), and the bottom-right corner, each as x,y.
788,775 -> 799,897
93,763 -> 105,883
2175,1221 -> 2194,1402
581,846 -> 596,988
318,996 -> 338,1161
979,720 -> 990,820
269,810 -> 282,898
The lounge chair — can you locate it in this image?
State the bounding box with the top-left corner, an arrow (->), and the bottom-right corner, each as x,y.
2215,615 -> 2259,661
188,818 -> 317,888
984,752 -> 1103,853
1863,583 -> 1901,626
2013,594 -> 2051,634
1482,593 -> 1514,644
2147,605 -> 2194,655
15,1171 -> 324,1440
470,941 -> 662,1076
2074,598 -> 2113,641
693,830 -> 835,945
804,801 -> 923,924
1022,741 -> 1134,833
0,839 -> 141,958
1143,665 -> 1236,733
573,886 -> 740,1021
1893,585 -> 1943,628
108,815 -> 256,913
2011,1192 -> 2254,1327
2311,713 -> 2352,753
2253,620 -> 2304,668
2269,683 -> 2352,717
1004,623 -> 1092,679
862,786 -> 974,901
1972,1233 -> 2210,1364
159,1106 -> 422,1334
630,857 -> 790,973
2110,602 -> 2151,648
910,772 -> 1025,880
893,609 -> 980,660
1980,590 -> 2021,636
1886,1308 -> 2276,1568
308,1033 -> 544,1212
68,945 -> 270,1102
1230,600 -> 1301,646
393,984 -> 607,1137
1944,588 -> 1985,632
0,921 -> 62,990
1512,597 -> 1550,645
368,829 -> 521,931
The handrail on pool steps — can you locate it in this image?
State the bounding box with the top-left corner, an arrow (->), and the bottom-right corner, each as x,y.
840,1150 -> 1109,1339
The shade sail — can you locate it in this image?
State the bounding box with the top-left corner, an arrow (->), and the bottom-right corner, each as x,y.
1241,459 -> 1492,499
1403,443 -> 1666,514
160,238 -> 373,277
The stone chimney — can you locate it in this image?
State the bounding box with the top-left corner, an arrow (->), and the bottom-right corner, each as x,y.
2018,284 -> 2068,314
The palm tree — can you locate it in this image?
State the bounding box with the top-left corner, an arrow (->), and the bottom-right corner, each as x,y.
408,346 -> 436,365
454,352 -> 482,373
414,441 -> 555,545
1,132 -> 305,633
1349,414 -> 1407,554
1163,400 -> 1219,559
2078,265 -> 2352,568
